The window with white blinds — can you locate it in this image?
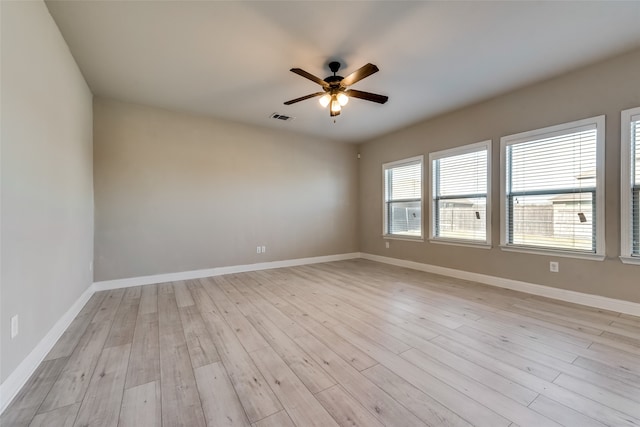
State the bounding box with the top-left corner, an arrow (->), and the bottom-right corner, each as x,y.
500,116 -> 605,258
621,107 -> 640,264
383,156 -> 423,238
430,141 -> 491,245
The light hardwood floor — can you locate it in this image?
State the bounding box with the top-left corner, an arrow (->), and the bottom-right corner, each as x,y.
2,259 -> 640,427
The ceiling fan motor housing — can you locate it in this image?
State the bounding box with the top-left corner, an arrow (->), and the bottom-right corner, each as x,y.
324,79 -> 344,94
325,62 -> 344,93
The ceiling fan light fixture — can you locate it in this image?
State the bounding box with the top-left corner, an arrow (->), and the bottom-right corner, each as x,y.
330,96 -> 341,113
337,92 -> 349,106
319,94 -> 331,108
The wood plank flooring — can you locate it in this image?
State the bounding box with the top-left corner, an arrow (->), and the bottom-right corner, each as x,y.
2,259 -> 640,427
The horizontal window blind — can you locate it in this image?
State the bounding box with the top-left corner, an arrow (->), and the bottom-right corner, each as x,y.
437,151 -> 487,197
388,162 -> 422,201
384,158 -> 422,237
509,128 -> 597,193
632,115 -> 639,255
506,125 -> 598,252
433,147 -> 488,242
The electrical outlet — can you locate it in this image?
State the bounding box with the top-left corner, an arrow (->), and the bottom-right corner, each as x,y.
11,315 -> 18,339
256,246 -> 261,254
385,241 -> 390,249
89,261 -> 93,272
549,261 -> 559,273
261,245 -> 266,253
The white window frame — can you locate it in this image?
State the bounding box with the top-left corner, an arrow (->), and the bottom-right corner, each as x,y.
499,115 -> 606,261
429,140 -> 492,248
620,106 -> 640,265
382,155 -> 424,241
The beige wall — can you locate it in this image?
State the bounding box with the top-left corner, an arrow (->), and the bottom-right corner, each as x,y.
93,98 -> 358,281
1,1 -> 94,383
358,48 -> 640,303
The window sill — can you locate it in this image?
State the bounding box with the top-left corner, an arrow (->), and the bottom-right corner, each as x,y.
499,245 -> 605,261
429,239 -> 492,250
383,235 -> 424,242
620,256 -> 640,265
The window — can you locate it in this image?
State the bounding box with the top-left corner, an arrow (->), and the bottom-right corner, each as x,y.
429,141 -> 491,246
383,156 -> 423,239
621,107 -> 640,264
500,116 -> 605,259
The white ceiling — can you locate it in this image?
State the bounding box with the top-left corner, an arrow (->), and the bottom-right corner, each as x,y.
46,1 -> 640,143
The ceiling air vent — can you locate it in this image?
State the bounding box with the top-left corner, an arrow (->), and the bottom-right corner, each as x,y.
270,113 -> 295,121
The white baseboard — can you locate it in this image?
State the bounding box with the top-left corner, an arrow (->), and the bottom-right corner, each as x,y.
93,252 -> 362,291
0,284 -> 95,414
361,253 -> 640,316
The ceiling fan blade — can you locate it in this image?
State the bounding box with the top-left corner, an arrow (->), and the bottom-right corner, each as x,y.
346,89 -> 389,104
290,68 -> 330,88
284,92 -> 326,105
341,63 -> 379,87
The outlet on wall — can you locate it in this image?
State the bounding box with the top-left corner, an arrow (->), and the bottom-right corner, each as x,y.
11,315 -> 19,339
256,246 -> 261,254
385,241 -> 390,249
549,261 -> 559,273
261,245 -> 266,253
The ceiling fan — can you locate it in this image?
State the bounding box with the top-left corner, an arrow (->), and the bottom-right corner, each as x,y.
284,61 -> 389,117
